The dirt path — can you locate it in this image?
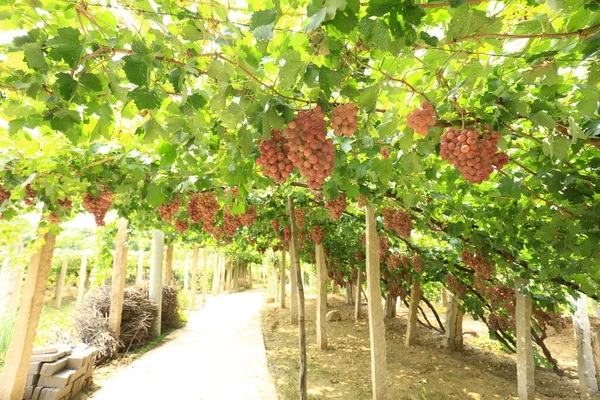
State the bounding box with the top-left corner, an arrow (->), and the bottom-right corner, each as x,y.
90,290 -> 278,400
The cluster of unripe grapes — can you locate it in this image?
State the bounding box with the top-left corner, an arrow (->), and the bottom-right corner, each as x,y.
445,274 -> 467,298
83,190 -> 115,226
461,248 -> 495,280
294,208 -> 305,228
174,218 -> 189,234
331,103 -> 358,137
382,208 -> 413,239
311,225 -> 324,245
286,106 -> 335,190
158,196 -> 181,222
406,102 -> 437,136
24,184 -> 36,206
187,192 -> 219,233
440,125 -> 509,184
256,130 -> 294,184
324,192 -> 346,220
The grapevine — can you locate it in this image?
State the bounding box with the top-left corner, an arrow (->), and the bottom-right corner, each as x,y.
406,102 -> 437,136
331,102 -> 358,137
83,190 -> 115,226
324,192 -> 347,221
256,130 -> 294,184
439,125 -> 509,184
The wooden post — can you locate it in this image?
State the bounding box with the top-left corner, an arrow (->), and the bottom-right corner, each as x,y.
164,243 -> 174,286
355,269 -> 362,320
108,219 -> 129,336
515,277 -> 535,400
0,257 -> 22,317
405,279 -> 421,347
288,197 -> 307,400
441,289 -> 448,307
249,260 -> 253,288
149,229 -> 164,336
226,258 -> 233,291
365,204 -> 386,399
443,292 -> 463,351
573,293 -> 599,396
290,240 -> 298,324
384,294 -> 396,319
280,250 -> 286,308
136,250 -> 144,285
346,280 -> 355,305
219,257 -> 227,293
76,254 -> 88,304
316,243 -> 327,350
190,244 -> 199,310
211,252 -> 219,295
183,254 -> 189,291
54,259 -> 68,308
202,247 -> 208,303
332,281 -> 340,294
0,224 -> 57,400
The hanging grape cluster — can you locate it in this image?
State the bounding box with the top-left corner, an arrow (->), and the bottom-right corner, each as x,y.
488,312 -> 512,331
158,196 -> 181,222
239,205 -> 256,226
213,226 -> 224,241
386,253 -> 401,271
285,106 -> 335,190
382,208 -> 413,239
83,190 -> 115,226
0,187 -> 9,204
223,207 -> 241,236
272,219 -> 280,235
487,285 -> 515,315
412,253 -> 423,274
311,225 -> 324,245
57,198 -> 73,209
406,102 -> 437,136
461,248 -> 495,280
440,125 -> 509,184
174,218 -> 189,234
354,251 -> 364,263
379,236 -> 390,258
225,186 -> 239,198
283,227 -> 291,242
294,208 -> 305,228
357,194 -> 367,208
379,148 -> 391,159
331,103 -> 358,137
256,130 -> 294,184
324,192 -> 347,220
445,274 -> 467,298
187,192 -> 219,233
24,184 -> 36,206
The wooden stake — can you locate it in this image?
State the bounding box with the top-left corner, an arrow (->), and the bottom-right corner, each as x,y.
515,277 -> 535,399
77,254 -> 88,304
54,259 -> 68,309
288,196 -> 307,400
136,250 -> 144,285
280,249 -> 286,309
365,204 -> 386,399
443,292 -> 463,351
355,268 -> 362,320
149,229 -> 164,337
290,239 -> 298,324
405,279 -> 421,347
190,244 -> 199,310
0,223 -> 57,400
316,242 -> 327,350
202,247 -> 208,303
108,219 -> 129,336
164,243 -> 174,286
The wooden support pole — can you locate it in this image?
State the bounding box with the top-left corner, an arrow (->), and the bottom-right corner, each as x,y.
573,293 -> 599,396
55,259 -> 68,309
226,258 -> 233,291
316,243 -> 327,350
108,219 -> 129,336
164,243 -> 174,286
290,239 -> 298,324
149,229 -> 164,336
0,223 -> 57,400
280,249 -> 286,309
365,204 -> 386,399
202,247 -> 208,303
211,252 -> 219,295
77,254 -> 88,304
346,280 -> 355,305
443,292 -> 463,351
515,277 -> 535,400
288,196 -> 307,400
190,244 -> 199,310
355,268 -> 362,320
0,240 -> 23,318
405,279 -> 421,347
332,281 -> 340,294
136,249 -> 144,285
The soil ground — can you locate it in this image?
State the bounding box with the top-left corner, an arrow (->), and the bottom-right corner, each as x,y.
261,294 -> 590,400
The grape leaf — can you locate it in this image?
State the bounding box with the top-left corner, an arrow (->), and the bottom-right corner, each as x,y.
358,85 -> 380,111
46,27 -> 83,68
123,55 -> 149,86
22,43 -> 47,73
55,73 -> 78,100
279,50 -> 304,89
304,7 -> 327,33
129,88 -> 163,110
79,73 -> 103,91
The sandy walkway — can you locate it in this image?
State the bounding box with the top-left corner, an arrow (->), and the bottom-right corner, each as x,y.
90,290 -> 278,400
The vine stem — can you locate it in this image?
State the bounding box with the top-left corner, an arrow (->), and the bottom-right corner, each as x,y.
446,23 -> 600,44
81,155 -> 120,169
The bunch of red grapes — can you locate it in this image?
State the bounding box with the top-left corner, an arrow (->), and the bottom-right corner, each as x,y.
439,125 -> 509,184
57,198 -> 73,209
283,227 -> 291,242
285,106 -> 335,190
379,236 -> 390,258
24,184 -> 36,206
272,219 -> 280,235
158,196 -> 181,222
240,205 -> 257,227
294,208 -> 305,228
331,103 -> 358,137
382,208 -> 413,239
379,148 -> 391,159
324,192 -> 346,220
213,226 -> 224,241
386,253 -> 401,271
412,253 -> 423,274
311,225 -> 324,245
354,251 -> 364,262
174,218 -> 189,234
357,194 -> 367,208
83,190 -> 115,226
473,274 -> 489,295
225,186 -> 239,198
0,187 -> 9,204
487,285 -> 515,315
461,248 -> 495,280
401,255 -> 410,268
256,130 -> 294,184
406,102 -> 437,136
223,207 -> 241,236
187,192 -> 219,233
488,312 -> 512,331
445,274 -> 467,298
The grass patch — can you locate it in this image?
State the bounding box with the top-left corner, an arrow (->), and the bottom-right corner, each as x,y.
130,327 -> 176,355
34,297 -> 77,347
0,314 -> 16,370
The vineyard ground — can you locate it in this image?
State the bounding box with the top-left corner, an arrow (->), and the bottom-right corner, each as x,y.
261,295 -> 591,399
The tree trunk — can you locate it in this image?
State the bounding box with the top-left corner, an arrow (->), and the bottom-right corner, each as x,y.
108,219 -> 129,336
316,243 -> 327,350
405,279 -> 421,347
355,269 -> 362,320
164,243 -> 174,286
384,293 -> 396,319
190,244 -> 199,311
365,205 -> 386,399
149,230 -> 164,336
0,222 -> 57,400
515,277 -> 535,399
55,259 -> 68,308
288,196 -> 307,400
77,254 -> 88,304
280,250 -> 286,308
136,250 -> 144,285
290,240 -> 298,325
